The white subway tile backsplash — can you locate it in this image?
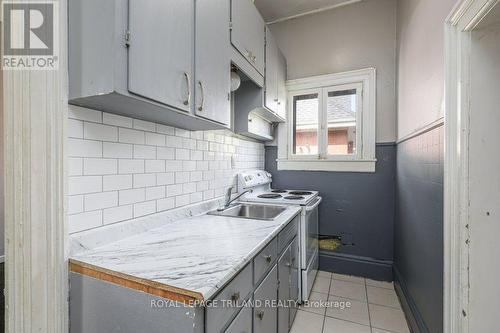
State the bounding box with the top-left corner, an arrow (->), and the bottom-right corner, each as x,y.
68,195 -> 84,214
157,197 -> 175,211
119,188 -> 146,205
157,172 -> 175,186
103,175 -> 133,191
133,173 -> 156,188
118,159 -> 144,174
68,119 -> 84,138
69,176 -> 102,195
68,138 -> 102,158
67,106 -> 265,234
68,157 -> 83,176
103,142 -> 133,158
103,113 -> 133,128
133,200 -> 156,217
84,122 -> 118,142
175,194 -> 191,207
145,186 -> 166,200
133,145 -> 156,159
84,191 -> 118,211
157,147 -> 175,160
103,205 -> 133,225
83,158 -> 117,175
69,210 -> 102,233
145,132 -> 166,146
145,160 -> 165,173
119,128 -> 145,144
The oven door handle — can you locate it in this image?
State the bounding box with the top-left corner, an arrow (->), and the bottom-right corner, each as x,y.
306,196 -> 322,211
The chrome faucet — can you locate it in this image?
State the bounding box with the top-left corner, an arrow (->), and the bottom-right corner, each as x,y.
219,187 -> 253,211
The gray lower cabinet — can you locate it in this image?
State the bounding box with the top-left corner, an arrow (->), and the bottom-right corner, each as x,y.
278,244 -> 291,333
289,237 -> 300,325
254,266 -> 278,333
224,305 -> 253,333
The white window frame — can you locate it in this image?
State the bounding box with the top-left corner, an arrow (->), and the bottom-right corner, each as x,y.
278,68 -> 377,172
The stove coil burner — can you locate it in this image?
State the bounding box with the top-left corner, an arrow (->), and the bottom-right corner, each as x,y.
284,195 -> 304,200
288,191 -> 313,196
271,189 -> 287,193
258,194 -> 282,199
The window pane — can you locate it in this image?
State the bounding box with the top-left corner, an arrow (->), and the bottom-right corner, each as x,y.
293,93 -> 319,155
326,89 -> 357,155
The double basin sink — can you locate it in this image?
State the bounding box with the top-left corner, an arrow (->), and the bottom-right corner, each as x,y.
208,203 -> 287,221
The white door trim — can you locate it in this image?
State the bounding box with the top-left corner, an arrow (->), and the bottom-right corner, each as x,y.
3,0 -> 68,331
444,1 -> 499,332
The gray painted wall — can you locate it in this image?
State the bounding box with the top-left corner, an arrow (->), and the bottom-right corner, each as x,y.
268,0 -> 397,143
394,126 -> 443,333
265,144 -> 396,280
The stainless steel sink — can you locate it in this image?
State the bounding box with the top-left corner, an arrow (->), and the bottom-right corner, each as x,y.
208,203 -> 287,221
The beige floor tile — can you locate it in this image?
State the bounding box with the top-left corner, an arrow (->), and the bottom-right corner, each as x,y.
290,310 -> 324,333
300,291 -> 329,316
332,273 -> 365,285
312,276 -> 331,294
371,328 -> 397,333
326,295 -> 370,326
322,317 -> 371,333
318,270 -> 333,279
366,278 -> 394,289
329,279 -> 367,301
367,286 -> 401,308
369,304 -> 410,333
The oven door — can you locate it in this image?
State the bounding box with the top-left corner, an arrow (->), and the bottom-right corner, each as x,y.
300,197 -> 322,269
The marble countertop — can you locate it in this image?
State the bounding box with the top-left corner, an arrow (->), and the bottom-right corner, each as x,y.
70,205 -> 301,301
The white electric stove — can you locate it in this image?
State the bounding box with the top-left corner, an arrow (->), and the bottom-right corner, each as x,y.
237,170 -> 321,302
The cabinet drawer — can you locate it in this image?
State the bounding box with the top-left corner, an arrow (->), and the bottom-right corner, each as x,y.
254,266 -> 278,333
253,237 -> 277,284
278,215 -> 299,254
206,263 -> 253,333
224,304 -> 252,333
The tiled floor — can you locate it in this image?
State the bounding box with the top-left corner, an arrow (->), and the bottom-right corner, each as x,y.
290,271 -> 410,333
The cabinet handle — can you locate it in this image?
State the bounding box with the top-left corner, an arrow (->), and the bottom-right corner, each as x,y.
256,310 -> 265,320
274,98 -> 279,102
183,72 -> 191,106
197,81 -> 205,112
264,255 -> 272,263
285,262 -> 291,267
231,291 -> 240,301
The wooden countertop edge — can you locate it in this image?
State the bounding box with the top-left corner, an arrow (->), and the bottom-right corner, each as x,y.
69,259 -> 205,304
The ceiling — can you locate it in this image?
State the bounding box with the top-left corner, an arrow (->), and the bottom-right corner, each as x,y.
254,0 -> 362,23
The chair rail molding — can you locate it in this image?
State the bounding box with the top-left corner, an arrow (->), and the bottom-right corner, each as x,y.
3,0 -> 68,331
444,0 -> 499,332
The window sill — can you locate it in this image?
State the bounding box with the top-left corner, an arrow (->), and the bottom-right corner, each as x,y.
276,159 -> 376,173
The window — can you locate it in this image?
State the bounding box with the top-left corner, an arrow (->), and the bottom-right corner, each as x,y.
279,68 -> 376,172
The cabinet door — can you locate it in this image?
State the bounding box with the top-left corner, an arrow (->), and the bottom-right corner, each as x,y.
289,237 -> 300,324
231,0 -> 265,75
265,28 -> 278,113
276,49 -> 287,120
195,0 -> 231,126
278,245 -> 291,333
224,306 -> 252,333
254,266 -> 278,333
128,0 -> 193,112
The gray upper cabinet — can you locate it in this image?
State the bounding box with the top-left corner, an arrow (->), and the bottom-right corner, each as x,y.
128,0 -> 193,112
265,29 -> 278,114
265,27 -> 287,120
194,0 -> 231,126
231,0 -> 266,76
68,0 -> 230,131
